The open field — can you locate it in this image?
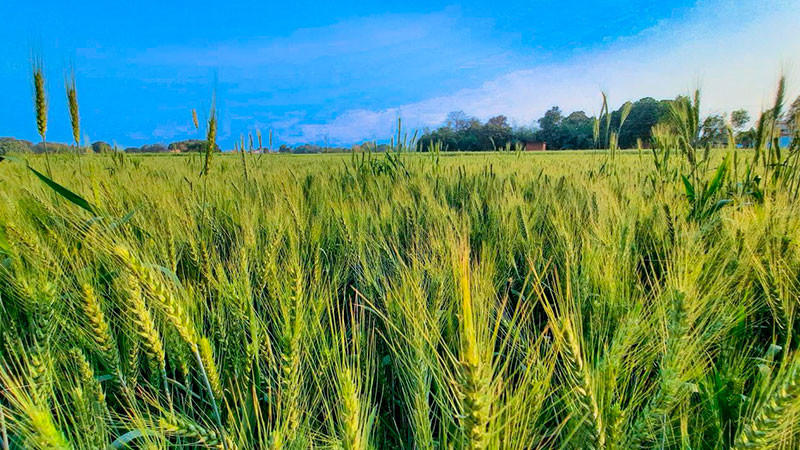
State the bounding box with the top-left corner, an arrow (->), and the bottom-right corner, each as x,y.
1,147 -> 800,449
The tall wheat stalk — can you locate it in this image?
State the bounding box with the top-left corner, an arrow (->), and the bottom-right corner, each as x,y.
240,134 -> 249,182
31,54 -> 50,176
202,102 -> 217,177
64,67 -> 80,155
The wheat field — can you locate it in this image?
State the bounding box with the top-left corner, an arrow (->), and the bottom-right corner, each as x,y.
1,133 -> 799,450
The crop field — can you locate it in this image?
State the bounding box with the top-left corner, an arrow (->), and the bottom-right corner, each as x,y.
1,121 -> 800,450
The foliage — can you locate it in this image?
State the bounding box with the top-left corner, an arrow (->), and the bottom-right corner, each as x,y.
0,138 -> 34,155
90,141 -> 112,153
419,113 -> 516,151
731,109 -> 750,130
168,140 -> 221,153
33,142 -> 71,154
700,114 -> 729,147
419,97 -> 673,151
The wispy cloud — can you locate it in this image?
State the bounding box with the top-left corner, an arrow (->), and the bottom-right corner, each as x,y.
152,121 -> 193,140
130,7 -> 523,100
293,0 -> 800,144
134,13 -> 455,68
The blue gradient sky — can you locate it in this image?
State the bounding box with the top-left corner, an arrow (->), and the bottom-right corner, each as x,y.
1,0 -> 798,148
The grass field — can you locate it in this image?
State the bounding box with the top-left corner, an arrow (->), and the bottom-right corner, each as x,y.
1,145 -> 800,449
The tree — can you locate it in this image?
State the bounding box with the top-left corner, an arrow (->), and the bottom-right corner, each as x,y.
484,115 -> 512,149
512,126 -> 537,144
737,128 -> 756,148
419,114 -> 517,151
487,115 -> 510,129
538,107 -> 563,149
614,97 -> 671,148
168,139 -> 220,153
559,111 -> 594,149
446,111 -> 471,132
730,109 -> 750,131
0,137 -> 34,154
91,141 -> 112,153
700,114 -> 727,147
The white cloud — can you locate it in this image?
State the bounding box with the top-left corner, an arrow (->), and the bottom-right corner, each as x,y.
298,0 -> 800,144
152,121 -> 193,140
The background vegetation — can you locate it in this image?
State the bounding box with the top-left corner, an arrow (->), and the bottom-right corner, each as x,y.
417,97 -> 778,152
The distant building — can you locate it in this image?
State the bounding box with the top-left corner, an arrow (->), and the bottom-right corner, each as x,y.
524,141 -> 547,151
779,122 -> 792,148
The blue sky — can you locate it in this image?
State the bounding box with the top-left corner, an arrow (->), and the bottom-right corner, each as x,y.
1,0 -> 798,148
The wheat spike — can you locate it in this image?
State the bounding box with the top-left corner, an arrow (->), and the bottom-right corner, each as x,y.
80,284 -> 117,362
123,274 -> 170,407
192,108 -> 199,130
79,283 -> 125,387
32,58 -> 48,141
31,54 -> 51,175
239,134 -> 249,181
279,267 -> 305,438
202,97 -> 217,176
338,367 -> 365,450
735,354 -> 800,448
159,415 -> 223,448
458,251 -> 490,450
199,337 -> 223,400
65,67 -> 80,150
560,318 -> 605,449
114,246 -> 197,346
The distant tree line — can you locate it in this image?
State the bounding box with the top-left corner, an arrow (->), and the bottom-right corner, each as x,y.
277,143 -> 371,154
2,94 -> 798,156
0,138 -> 220,155
415,95 -> 792,151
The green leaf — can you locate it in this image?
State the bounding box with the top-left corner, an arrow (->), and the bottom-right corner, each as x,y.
766,344 -> 783,358
706,157 -> 728,199
109,429 -> 155,449
681,175 -> 695,203
0,155 -> 24,164
145,263 -> 182,287
0,226 -> 9,255
109,207 -> 139,230
27,166 -> 96,215
704,199 -> 732,218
